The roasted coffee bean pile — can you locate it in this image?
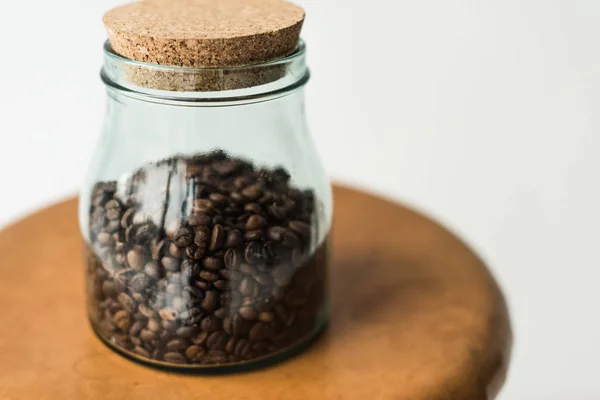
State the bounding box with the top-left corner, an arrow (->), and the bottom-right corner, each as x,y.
84,151 -> 328,367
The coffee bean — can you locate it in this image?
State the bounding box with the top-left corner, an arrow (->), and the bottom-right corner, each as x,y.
201,290 -> 219,312
185,345 -> 206,362
224,230 -> 244,249
127,249 -> 145,270
134,223 -> 156,245
239,278 -> 255,297
254,273 -> 272,286
289,220 -> 311,238
248,322 -> 267,341
173,227 -> 194,247
166,283 -> 182,295
102,281 -> 115,297
244,230 -> 263,241
199,270 -> 219,282
209,193 -> 227,205
213,280 -> 228,291
97,232 -> 114,246
117,293 -> 136,314
176,326 -> 197,339
164,352 -> 187,364
193,278 -> 211,291
182,286 -> 204,303
150,239 -> 166,260
180,308 -> 203,325
191,331 -> 208,345
235,339 -> 251,358
121,208 -> 136,228
167,338 -> 189,351
244,203 -> 262,214
206,350 -> 229,364
181,260 -> 200,277
129,320 -> 144,336
130,273 -> 150,292
203,257 -> 222,271
188,213 -> 212,227
105,200 -> 122,221
140,329 -> 156,342
281,231 -> 300,247
159,307 -> 178,321
219,269 -> 241,282
220,291 -> 242,308
267,227 -> 286,242
134,346 -> 151,358
193,199 -> 214,214
144,261 -> 162,279
214,308 -> 230,319
241,185 -> 262,200
239,306 -> 258,321
239,263 -> 257,275
207,332 -> 228,350
201,315 -> 220,332
194,226 -> 210,244
147,318 -> 161,333
113,310 -> 131,331
245,242 -> 264,265
138,304 -> 156,319
224,248 -> 242,270
168,242 -> 184,258
225,337 -> 238,354
245,215 -> 267,231
186,244 -> 206,260
209,224 -> 225,252
258,312 -> 275,323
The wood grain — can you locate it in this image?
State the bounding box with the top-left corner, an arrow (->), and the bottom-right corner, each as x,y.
0,185 -> 511,400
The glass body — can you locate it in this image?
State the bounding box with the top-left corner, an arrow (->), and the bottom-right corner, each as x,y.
79,41 -> 332,370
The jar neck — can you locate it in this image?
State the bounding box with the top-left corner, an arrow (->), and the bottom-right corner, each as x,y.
101,40 -> 309,106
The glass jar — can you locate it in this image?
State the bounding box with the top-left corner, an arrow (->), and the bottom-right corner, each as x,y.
79,40 -> 332,370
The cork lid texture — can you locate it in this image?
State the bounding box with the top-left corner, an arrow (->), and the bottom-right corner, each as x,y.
104,0 -> 305,68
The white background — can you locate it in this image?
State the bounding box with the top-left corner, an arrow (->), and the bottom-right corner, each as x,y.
1,0 -> 599,398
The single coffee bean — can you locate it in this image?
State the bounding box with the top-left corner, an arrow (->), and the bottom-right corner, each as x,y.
173,227 -> 194,247
248,322 -> 267,341
201,290 -> 219,312
268,205 -> 287,220
166,283 -> 182,295
281,231 -> 300,247
213,280 -> 228,291
176,326 -> 197,339
129,320 -> 144,337
194,226 -> 210,244
245,242 -> 264,265
121,207 -> 135,228
161,319 -> 177,332
224,229 -> 244,248
186,244 -> 206,260
168,242 -> 184,258
206,350 -> 229,364
225,337 -> 238,354
289,220 -> 311,238
144,261 -> 162,279
181,260 -> 200,277
161,257 -> 180,272
267,226 -> 287,242
102,281 -> 115,297
245,215 -> 267,231
105,200 -> 122,221
224,248 -> 242,270
182,286 -> 204,302
133,223 -> 156,245
191,331 -> 208,345
203,257 -> 222,271
130,273 -> 150,292
113,310 -> 131,331
131,336 -> 142,346
125,225 -> 135,243
235,339 -> 251,358
180,307 -> 203,325
199,270 -> 219,282
193,278 -> 211,291
201,315 -> 220,332
164,352 -> 187,364
185,345 -> 206,362
214,307 -> 230,319
147,318 -> 161,333
241,185 -> 262,200
208,192 -> 227,205
244,230 -> 263,241
239,263 -> 257,275
193,199 -> 214,214
244,203 -> 262,214
127,249 -> 145,271
166,338 -> 189,351
220,291 -> 242,308
209,224 -> 225,252
140,329 -> 156,343
114,241 -> 125,252
239,306 -> 258,321
206,331 -> 228,350
159,307 -> 178,321
117,293 -> 136,314
138,304 -> 156,319
134,346 -> 151,358
188,213 -> 212,227
97,232 -> 114,246
219,268 -> 242,282
239,278 -> 255,297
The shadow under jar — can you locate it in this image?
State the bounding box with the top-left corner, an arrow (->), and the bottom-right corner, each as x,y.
79,40 -> 333,371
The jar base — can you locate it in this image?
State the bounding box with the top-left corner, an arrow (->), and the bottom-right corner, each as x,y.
89,316 -> 328,373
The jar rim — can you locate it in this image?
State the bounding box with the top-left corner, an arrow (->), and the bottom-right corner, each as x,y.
101,39 -> 310,104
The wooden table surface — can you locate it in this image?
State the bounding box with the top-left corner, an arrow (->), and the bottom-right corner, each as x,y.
0,185 -> 511,400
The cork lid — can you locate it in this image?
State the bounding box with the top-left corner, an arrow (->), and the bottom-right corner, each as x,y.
103,0 -> 305,68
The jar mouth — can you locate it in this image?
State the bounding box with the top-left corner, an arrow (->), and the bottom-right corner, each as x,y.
101,40 -> 310,104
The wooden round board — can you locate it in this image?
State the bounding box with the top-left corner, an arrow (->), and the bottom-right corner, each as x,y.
0,185 -> 511,400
